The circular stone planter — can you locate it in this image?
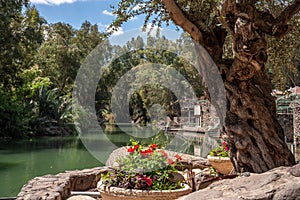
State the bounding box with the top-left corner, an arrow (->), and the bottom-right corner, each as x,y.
207,155 -> 234,175
98,183 -> 192,200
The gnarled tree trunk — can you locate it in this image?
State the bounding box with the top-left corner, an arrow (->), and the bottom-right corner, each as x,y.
161,0 -> 299,173
222,6 -> 296,173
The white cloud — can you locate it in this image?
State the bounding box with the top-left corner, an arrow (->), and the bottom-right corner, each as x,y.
30,0 -> 80,5
141,24 -> 160,36
97,22 -> 108,27
102,25 -> 124,36
133,4 -> 145,11
111,27 -> 124,36
129,16 -> 138,21
102,9 -> 115,17
97,22 -> 109,31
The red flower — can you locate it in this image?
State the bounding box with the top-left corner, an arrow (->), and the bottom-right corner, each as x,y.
174,154 -> 182,160
142,176 -> 152,186
127,147 -> 135,153
167,158 -> 174,165
140,148 -> 153,156
150,144 -> 158,149
133,144 -> 140,150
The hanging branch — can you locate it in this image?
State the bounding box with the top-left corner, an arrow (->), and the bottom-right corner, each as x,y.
161,0 -> 203,44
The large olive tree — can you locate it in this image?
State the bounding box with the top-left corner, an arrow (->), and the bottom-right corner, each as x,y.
109,0 -> 300,173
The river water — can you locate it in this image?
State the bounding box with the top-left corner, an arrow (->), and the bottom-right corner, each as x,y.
0,129 -> 216,197
0,136 -> 103,197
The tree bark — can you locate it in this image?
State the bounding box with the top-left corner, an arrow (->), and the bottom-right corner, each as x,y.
223,11 -> 296,172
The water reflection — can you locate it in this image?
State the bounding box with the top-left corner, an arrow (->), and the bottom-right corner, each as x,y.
0,128 -> 218,197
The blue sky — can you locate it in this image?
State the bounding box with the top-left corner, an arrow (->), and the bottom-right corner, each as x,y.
30,0 -> 141,34
29,0 -> 181,44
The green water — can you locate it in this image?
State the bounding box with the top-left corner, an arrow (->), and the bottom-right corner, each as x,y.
0,135 -> 124,197
0,128 -> 161,197
0,128 -> 212,197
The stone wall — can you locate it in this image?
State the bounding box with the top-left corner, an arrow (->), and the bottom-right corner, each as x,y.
17,167 -> 108,200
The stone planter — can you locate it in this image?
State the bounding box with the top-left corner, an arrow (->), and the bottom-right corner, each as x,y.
98,183 -> 192,200
207,155 -> 234,175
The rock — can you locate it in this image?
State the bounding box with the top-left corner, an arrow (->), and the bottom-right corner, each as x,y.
106,146 -> 129,167
17,167 -> 108,200
170,172 -> 185,182
165,150 -> 211,170
194,171 -> 216,190
179,166 -> 300,200
67,195 -> 96,200
288,163 -> 300,177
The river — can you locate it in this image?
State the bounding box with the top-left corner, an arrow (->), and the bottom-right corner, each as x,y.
0,129 -> 216,197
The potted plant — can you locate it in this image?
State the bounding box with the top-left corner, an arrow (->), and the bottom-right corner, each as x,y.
207,140 -> 234,175
99,140 -> 192,200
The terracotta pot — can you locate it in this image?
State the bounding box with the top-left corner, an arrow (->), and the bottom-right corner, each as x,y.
98,183 -> 192,200
207,155 -> 234,175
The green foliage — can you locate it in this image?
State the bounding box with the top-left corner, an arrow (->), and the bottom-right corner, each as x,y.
0,87 -> 29,138
267,18 -> 300,90
96,35 -> 204,126
30,86 -> 75,135
209,141 -> 229,157
17,65 -> 52,99
0,0 -> 105,138
110,0 -> 300,93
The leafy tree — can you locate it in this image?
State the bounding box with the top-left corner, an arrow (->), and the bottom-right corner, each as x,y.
95,35 -> 203,126
73,21 -> 104,63
0,0 -> 23,88
0,1 -> 48,138
36,21 -> 104,95
0,1 -> 45,89
36,22 -> 79,94
0,86 -> 28,138
109,0 -> 300,173
30,86 -> 74,136
267,17 -> 300,90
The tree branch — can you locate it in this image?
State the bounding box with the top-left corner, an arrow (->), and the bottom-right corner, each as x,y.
255,0 -> 300,37
275,0 -> 300,24
161,0 -> 203,44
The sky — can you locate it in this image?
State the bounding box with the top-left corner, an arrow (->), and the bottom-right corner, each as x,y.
29,0 -> 178,35
29,0 -> 181,45
30,0 -> 128,34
